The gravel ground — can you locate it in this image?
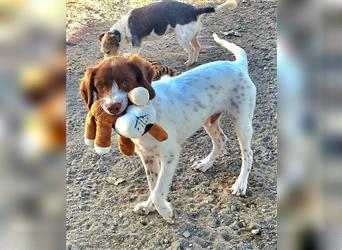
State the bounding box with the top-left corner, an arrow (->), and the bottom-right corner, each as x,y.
66,0 -> 277,249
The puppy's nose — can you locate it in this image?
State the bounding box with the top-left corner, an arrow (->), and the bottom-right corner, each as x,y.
107,102 -> 122,114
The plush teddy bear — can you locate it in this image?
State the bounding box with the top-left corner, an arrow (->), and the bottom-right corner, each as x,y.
84,87 -> 168,155
115,87 -> 168,140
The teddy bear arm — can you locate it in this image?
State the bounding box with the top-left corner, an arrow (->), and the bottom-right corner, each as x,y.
148,124 -> 168,141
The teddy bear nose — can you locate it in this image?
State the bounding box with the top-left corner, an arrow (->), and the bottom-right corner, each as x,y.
107,102 -> 122,114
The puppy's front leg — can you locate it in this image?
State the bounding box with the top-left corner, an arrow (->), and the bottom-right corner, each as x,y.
150,149 -> 180,223
133,153 -> 159,215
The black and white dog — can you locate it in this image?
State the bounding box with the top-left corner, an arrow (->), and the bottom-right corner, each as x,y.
99,0 -> 239,66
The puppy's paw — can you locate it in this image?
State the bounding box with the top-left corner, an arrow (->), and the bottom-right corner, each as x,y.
151,193 -> 174,224
231,177 -> 248,197
133,199 -> 155,215
191,159 -> 212,172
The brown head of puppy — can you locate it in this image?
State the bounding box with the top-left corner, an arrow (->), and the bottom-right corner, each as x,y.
79,55 -> 155,116
99,30 -> 121,58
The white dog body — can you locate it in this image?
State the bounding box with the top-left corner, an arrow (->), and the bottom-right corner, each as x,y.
130,35 -> 256,223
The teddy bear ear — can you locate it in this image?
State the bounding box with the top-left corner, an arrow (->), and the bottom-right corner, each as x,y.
79,67 -> 96,111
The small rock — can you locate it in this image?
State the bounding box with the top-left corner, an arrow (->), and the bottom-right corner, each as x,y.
98,167 -> 107,174
231,221 -> 239,230
114,178 -> 126,186
247,223 -> 259,231
140,220 -> 147,226
261,208 -> 266,212
119,213 -> 123,218
230,205 -> 238,212
252,229 -> 261,235
163,239 -> 169,244
189,244 -> 193,247
238,220 -> 246,228
183,230 -> 191,238
111,224 -> 117,232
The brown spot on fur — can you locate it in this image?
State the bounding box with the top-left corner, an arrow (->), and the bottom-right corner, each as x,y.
209,112 -> 221,125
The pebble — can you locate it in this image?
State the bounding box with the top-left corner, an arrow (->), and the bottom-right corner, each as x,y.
238,220 -> 246,228
230,205 -> 238,212
163,239 -> 169,244
252,229 -> 261,235
247,223 -> 259,231
111,224 -> 117,232
261,208 -> 266,212
98,167 -> 107,174
183,231 -> 191,238
231,221 -> 239,230
114,178 -> 126,186
119,213 -> 123,218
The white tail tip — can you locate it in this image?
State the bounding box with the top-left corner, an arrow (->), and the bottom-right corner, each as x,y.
213,33 -> 222,44
216,0 -> 238,11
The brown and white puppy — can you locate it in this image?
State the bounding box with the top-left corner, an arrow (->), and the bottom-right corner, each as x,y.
99,0 -> 239,66
79,55 -> 155,115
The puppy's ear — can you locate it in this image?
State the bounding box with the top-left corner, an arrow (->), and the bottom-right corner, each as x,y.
79,67 -> 96,111
98,33 -> 105,41
129,55 -> 155,99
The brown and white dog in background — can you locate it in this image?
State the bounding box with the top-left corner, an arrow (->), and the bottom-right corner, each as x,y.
99,0 -> 240,66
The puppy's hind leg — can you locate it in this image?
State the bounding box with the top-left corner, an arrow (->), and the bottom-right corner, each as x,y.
192,113 -> 227,172
231,88 -> 256,196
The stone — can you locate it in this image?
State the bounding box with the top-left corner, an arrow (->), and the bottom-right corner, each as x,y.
183,230 -> 191,238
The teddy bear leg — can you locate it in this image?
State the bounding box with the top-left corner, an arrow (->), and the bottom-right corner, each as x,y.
94,123 -> 112,155
117,136 -> 135,156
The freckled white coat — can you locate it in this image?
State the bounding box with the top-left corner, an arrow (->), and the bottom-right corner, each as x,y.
130,34 -> 256,223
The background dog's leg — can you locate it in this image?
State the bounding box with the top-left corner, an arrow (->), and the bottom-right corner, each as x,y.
177,38 -> 195,67
150,147 -> 180,223
232,116 -> 254,196
175,22 -> 201,67
192,114 -> 227,172
133,153 -> 159,215
191,29 -> 202,63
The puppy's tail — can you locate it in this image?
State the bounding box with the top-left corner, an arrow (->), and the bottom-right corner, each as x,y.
213,33 -> 248,68
196,0 -> 239,16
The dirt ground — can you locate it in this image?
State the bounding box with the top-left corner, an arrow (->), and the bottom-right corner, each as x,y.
66,0 -> 277,249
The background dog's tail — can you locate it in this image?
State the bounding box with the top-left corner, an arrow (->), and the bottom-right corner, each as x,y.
213,33 -> 248,68
196,0 -> 239,16
195,7 -> 215,15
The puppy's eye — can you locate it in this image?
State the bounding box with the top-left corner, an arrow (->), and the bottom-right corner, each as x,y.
121,82 -> 128,89
97,83 -> 104,89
